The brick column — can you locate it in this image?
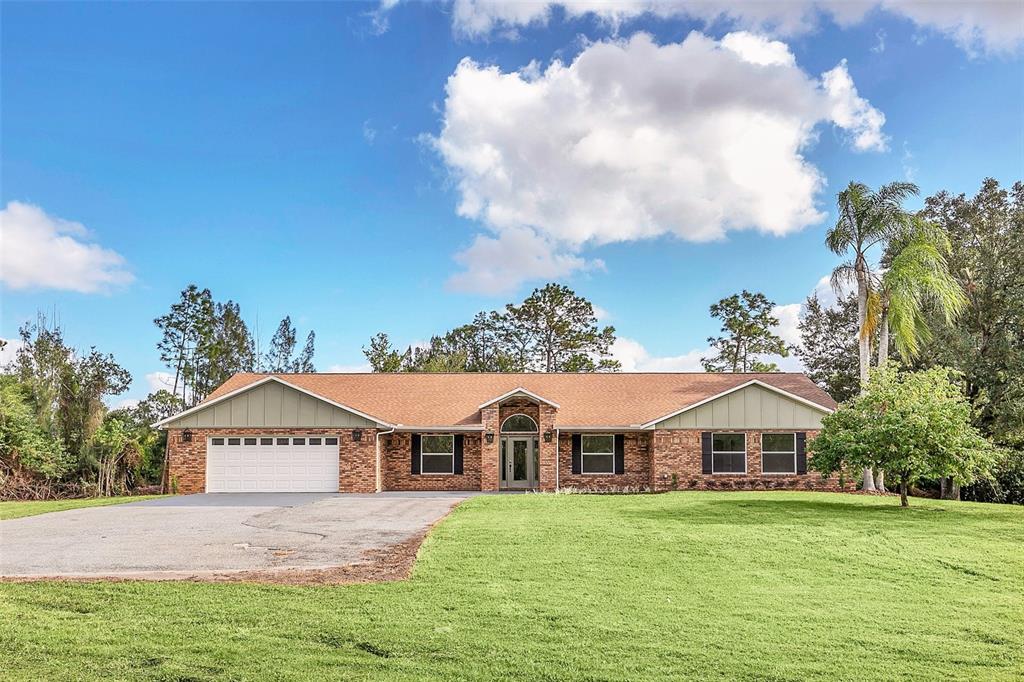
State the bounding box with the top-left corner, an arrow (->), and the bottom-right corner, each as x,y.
480,405 -> 500,491
538,404 -> 558,491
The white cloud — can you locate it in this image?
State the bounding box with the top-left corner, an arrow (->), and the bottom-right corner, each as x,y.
146,371 -> 176,393
380,1 -> 1024,56
611,336 -> 706,372
362,119 -> 378,144
0,337 -> 24,368
326,362 -> 373,373
447,226 -> 598,294
884,0 -> 1024,57
433,32 -> 885,291
112,398 -> 141,411
721,31 -> 796,66
592,305 -> 611,321
821,60 -> 888,151
0,201 -> 133,293
772,303 -> 803,347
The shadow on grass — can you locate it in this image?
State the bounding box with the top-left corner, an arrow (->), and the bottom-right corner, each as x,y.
619,496 -> 1017,527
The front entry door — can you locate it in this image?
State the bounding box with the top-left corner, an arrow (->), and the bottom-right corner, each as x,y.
501,437 -> 537,489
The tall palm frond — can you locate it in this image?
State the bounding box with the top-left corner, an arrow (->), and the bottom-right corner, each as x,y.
882,218 -> 967,359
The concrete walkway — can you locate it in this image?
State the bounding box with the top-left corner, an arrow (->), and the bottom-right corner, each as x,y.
0,492 -> 474,579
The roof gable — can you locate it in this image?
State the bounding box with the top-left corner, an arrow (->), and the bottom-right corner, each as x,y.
156,376 -> 390,429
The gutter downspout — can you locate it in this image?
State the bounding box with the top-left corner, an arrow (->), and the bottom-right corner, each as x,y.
555,428 -> 560,492
375,426 -> 396,493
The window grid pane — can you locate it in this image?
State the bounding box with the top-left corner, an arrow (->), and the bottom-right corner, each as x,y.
582,453 -> 614,474
582,435 -> 614,454
421,435 -> 454,454
422,453 -> 453,474
763,452 -> 796,473
762,433 -> 795,453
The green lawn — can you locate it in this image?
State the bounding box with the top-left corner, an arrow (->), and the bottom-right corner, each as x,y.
0,495 -> 165,520
1,492 -> 1021,681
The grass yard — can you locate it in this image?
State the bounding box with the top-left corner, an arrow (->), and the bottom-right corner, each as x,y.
0,492 -> 1021,681
0,495 -> 165,520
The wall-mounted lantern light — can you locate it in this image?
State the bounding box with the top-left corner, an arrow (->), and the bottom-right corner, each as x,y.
352,430 -> 362,442
543,430 -> 553,443
485,432 -> 495,444
181,430 -> 193,443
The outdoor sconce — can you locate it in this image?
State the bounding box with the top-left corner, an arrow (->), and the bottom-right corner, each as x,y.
352,430 -> 362,442
543,430 -> 553,443
485,432 -> 494,444
181,430 -> 193,443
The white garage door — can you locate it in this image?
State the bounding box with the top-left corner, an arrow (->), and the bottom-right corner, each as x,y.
206,436 -> 340,492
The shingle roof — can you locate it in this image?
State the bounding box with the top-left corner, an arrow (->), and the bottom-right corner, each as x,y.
202,372 -> 836,428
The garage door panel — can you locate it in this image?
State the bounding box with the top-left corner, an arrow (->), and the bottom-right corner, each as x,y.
206,437 -> 339,492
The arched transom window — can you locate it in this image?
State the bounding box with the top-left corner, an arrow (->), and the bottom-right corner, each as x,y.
501,414 -> 538,433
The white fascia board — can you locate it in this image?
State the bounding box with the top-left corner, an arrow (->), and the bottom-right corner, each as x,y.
478,387 -> 560,409
393,425 -> 485,432
152,375 -> 395,429
640,379 -> 835,429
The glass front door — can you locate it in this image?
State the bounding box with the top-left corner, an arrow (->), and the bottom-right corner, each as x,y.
501,437 -> 537,489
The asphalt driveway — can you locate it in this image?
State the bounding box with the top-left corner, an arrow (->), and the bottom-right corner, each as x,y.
0,492 -> 474,579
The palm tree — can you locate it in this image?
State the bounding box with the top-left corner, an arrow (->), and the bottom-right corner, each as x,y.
871,216 -> 967,364
826,181 -> 919,492
860,217 -> 967,492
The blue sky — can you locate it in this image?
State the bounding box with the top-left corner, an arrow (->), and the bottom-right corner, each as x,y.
2,1 -> 1022,404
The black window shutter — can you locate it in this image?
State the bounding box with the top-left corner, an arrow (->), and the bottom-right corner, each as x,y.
454,435 -> 464,475
796,432 -> 807,474
614,434 -> 625,475
411,434 -> 421,475
571,434 -> 582,474
701,432 -> 713,474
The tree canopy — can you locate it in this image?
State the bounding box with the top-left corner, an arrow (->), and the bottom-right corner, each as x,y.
701,290 -> 789,372
810,365 -> 994,506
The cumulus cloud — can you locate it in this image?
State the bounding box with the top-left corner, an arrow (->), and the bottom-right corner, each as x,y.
611,337 -> 706,372
0,201 -> 133,293
326,362 -> 373,373
381,0 -> 1024,56
432,32 -> 885,291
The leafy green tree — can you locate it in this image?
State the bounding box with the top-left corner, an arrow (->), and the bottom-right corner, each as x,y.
0,376 -> 71,481
364,284 -> 618,373
8,316 -> 130,473
701,290 -> 789,372
810,365 -> 994,507
916,179 -> 1024,449
506,284 -> 619,372
295,331 -> 316,373
363,332 -> 405,372
797,292 -> 860,402
263,317 -> 316,372
155,285 -> 214,403
87,416 -> 141,497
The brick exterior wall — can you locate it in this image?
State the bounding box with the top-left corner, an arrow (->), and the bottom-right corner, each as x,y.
166,427 -> 378,495
556,431 -> 653,490
164,421 -> 844,495
650,429 -> 847,492
381,432 -> 482,491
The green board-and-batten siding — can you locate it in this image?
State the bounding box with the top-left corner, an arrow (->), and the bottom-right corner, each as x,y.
163,381 -> 378,429
654,384 -> 827,430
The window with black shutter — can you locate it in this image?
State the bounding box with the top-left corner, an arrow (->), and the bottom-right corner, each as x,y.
711,433 -> 746,474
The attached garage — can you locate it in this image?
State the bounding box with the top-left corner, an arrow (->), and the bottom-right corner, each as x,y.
206,435 -> 340,492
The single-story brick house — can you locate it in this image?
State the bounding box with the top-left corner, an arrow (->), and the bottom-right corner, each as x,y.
156,372 -> 844,494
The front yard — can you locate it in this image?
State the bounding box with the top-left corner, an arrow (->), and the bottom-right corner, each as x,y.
0,495 -> 165,520
1,492 -> 1021,681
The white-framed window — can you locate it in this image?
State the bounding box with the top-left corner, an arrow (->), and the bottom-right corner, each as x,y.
421,434 -> 455,474
582,434 -> 615,474
761,433 -> 797,474
712,433 -> 746,474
